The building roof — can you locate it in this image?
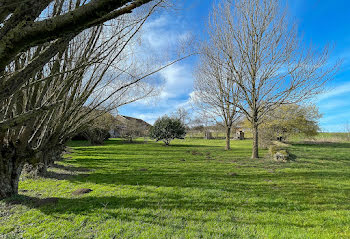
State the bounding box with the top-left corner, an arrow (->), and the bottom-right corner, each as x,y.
115,115 -> 152,128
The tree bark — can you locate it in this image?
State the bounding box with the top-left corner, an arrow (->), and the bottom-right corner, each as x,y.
23,147 -> 63,177
252,123 -> 259,159
225,126 -> 231,150
0,152 -> 24,199
164,139 -> 170,146
22,162 -> 47,178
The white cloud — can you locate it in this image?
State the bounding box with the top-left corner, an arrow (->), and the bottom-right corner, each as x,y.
319,99 -> 350,111
316,82 -> 350,101
131,113 -> 161,123
158,64 -> 194,100
320,110 -> 350,123
117,13 -> 196,123
141,14 -> 191,51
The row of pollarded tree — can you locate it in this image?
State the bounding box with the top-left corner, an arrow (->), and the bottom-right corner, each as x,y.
0,0 -> 188,199
192,0 -> 339,158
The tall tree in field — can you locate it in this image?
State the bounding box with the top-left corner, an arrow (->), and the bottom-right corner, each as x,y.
171,107 -> 190,126
209,0 -> 338,158
193,44 -> 240,150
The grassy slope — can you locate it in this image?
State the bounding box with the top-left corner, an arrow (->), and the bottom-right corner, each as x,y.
1,138 -> 350,238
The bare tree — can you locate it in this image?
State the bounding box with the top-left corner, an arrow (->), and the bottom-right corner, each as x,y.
208,0 -> 338,158
82,112 -> 116,145
118,117 -> 150,142
193,43 -> 240,150
171,107 -> 190,126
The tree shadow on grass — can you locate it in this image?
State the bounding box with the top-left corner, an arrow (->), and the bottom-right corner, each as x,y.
2,195 -> 316,237
72,143 -> 219,151
68,169 -> 350,189
0,192 -> 312,216
44,171 -> 90,180
50,163 -> 91,172
51,163 -> 350,215
289,143 -> 350,168
42,163 -> 92,180
4,186 -> 349,228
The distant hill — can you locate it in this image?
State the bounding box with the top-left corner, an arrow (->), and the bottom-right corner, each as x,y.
115,115 -> 152,128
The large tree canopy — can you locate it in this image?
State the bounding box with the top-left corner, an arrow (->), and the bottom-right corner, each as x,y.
244,104 -> 322,148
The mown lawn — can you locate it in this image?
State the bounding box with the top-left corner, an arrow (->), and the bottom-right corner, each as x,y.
1,138 -> 350,238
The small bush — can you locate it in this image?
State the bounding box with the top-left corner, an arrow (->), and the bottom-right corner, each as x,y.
150,116 -> 186,146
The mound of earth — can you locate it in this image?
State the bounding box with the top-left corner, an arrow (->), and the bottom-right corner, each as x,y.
72,188 -> 93,195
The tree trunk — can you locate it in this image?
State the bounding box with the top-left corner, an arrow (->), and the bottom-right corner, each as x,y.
23,162 -> 47,178
22,147 -> 63,177
225,126 -> 231,150
0,154 -> 24,199
252,123 -> 259,159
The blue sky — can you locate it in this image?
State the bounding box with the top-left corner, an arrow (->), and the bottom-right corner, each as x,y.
118,0 -> 350,132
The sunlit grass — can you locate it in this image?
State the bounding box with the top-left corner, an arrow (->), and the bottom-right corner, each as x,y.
1,138 -> 350,238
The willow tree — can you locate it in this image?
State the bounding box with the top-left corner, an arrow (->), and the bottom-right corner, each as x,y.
0,0 -> 165,128
0,0 -> 171,198
209,0 -> 338,158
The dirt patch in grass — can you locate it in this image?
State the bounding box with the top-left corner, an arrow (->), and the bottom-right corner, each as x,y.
188,150 -> 203,156
267,169 -> 275,173
72,188 -> 93,196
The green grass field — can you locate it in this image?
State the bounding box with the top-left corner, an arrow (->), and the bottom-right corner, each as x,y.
1,138 -> 350,238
